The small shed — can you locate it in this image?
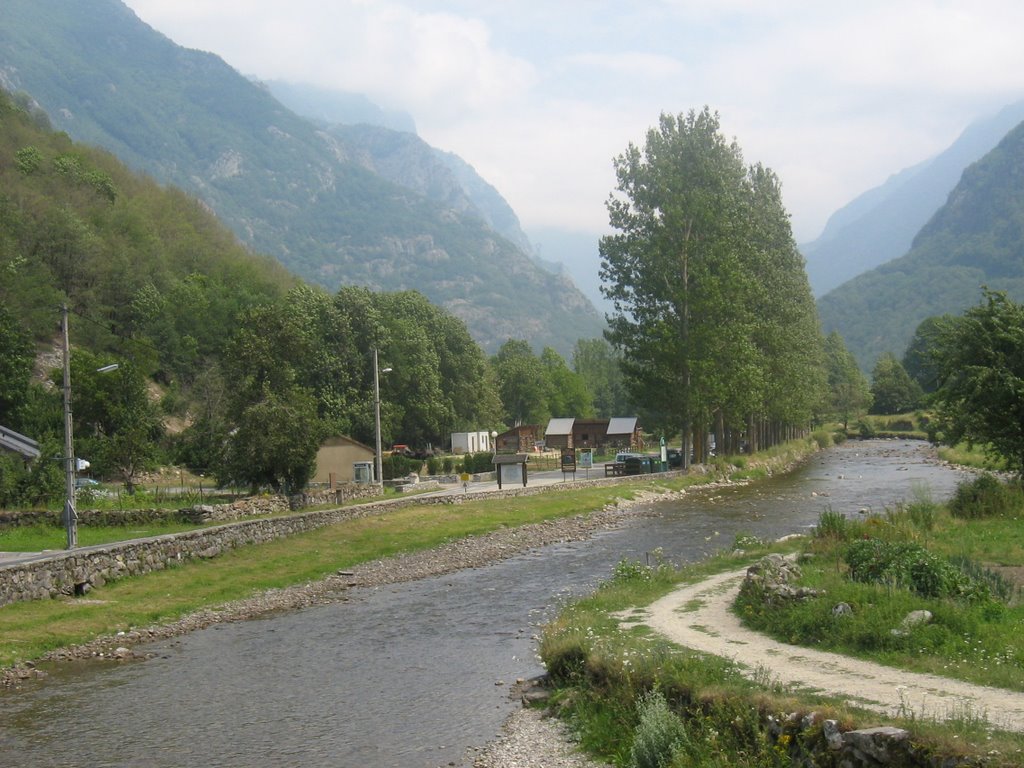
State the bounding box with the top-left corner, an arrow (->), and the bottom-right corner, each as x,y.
606,417 -> 642,450
313,435 -> 376,487
0,425 -> 41,463
494,424 -> 539,453
544,417 -> 575,450
451,431 -> 493,454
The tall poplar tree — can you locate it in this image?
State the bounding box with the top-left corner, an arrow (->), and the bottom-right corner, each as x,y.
600,109 -> 824,462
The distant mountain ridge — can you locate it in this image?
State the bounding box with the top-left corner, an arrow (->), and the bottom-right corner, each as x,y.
817,118 -> 1024,370
0,0 -> 603,355
802,99 -> 1024,296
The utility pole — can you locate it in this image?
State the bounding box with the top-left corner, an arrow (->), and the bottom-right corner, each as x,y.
61,304 -> 77,549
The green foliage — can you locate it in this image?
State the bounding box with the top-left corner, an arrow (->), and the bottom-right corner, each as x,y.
600,108 -> 825,460
869,353 -> 922,414
823,331 -> 872,428
948,474 -> 1022,519
382,453 -> 418,480
930,290 -> 1024,474
573,337 -> 630,417
843,539 -> 995,602
630,689 -> 687,768
461,452 -> 495,474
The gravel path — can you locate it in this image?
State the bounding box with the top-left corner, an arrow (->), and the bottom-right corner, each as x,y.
625,568 -> 1024,732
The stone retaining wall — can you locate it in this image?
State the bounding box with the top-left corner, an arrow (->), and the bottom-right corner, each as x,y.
0,471 -> 683,608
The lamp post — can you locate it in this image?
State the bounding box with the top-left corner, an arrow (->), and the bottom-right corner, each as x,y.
373,348 -> 392,487
61,304 -> 119,549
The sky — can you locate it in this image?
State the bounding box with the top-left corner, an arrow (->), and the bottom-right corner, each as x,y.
118,1 -> 1024,244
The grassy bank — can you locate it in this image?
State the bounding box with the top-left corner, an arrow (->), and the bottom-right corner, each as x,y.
737,477 -> 1024,690
537,472 -> 1024,767
1,440 -> 813,669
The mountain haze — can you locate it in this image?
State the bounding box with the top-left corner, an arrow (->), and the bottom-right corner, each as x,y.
0,0 -> 603,355
802,100 -> 1024,296
817,118 -> 1024,370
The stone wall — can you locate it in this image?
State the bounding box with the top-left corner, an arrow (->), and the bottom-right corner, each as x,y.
0,471 -> 682,608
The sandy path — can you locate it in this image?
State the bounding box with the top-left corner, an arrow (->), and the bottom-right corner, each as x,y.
622,568 -> 1024,732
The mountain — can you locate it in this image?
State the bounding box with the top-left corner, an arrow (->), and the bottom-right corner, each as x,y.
263,80 -> 417,134
0,0 -> 604,356
802,100 -> 1024,296
528,226 -> 611,316
817,118 -> 1024,371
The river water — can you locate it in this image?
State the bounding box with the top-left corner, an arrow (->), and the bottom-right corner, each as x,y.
0,440 -> 970,767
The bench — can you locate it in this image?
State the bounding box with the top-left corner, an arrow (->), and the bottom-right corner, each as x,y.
605,462 -> 625,477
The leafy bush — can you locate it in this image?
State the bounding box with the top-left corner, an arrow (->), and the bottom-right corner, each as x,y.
856,419 -> 876,438
811,430 -> 831,449
630,689 -> 687,768
461,452 -> 495,473
843,539 -> 994,602
948,474 -> 1020,519
425,457 -> 442,475
382,453 -> 415,480
441,457 -> 454,473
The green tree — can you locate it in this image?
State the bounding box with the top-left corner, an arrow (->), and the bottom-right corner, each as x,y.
0,303 -> 34,424
541,346 -> 593,419
572,338 -> 629,417
869,353 -> 922,415
930,290 -> 1024,474
823,331 -> 872,429
492,339 -> 552,427
902,315 -> 948,393
69,354 -> 163,491
600,108 -> 823,462
219,382 -> 322,494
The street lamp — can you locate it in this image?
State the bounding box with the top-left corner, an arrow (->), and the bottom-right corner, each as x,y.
373,348 -> 393,488
61,303 -> 119,549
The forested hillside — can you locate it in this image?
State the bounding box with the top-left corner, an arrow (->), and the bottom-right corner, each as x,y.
0,88 -> 511,494
0,89 -> 294,360
818,118 -> 1024,370
0,0 -> 603,355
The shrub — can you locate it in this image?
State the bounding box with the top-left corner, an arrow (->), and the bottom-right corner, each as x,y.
843,539 -> 994,602
441,457 -> 454,473
811,430 -> 831,449
630,689 -> 687,768
856,419 -> 876,438
948,474 -> 1020,519
425,457 -> 441,476
814,509 -> 850,542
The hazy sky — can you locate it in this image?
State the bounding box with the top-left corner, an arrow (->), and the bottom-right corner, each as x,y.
119,0 -> 1024,243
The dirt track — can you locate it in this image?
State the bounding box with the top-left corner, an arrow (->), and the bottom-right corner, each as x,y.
619,568 -> 1024,732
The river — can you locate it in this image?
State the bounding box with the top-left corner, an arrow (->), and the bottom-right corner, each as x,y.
0,440 -> 970,767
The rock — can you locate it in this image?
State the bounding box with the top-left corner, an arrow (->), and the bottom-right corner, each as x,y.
822,719 -> 844,750
832,602 -> 853,617
842,726 -> 910,763
892,609 -> 933,636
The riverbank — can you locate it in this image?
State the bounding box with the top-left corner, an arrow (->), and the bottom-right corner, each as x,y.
0,479 -> 738,689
